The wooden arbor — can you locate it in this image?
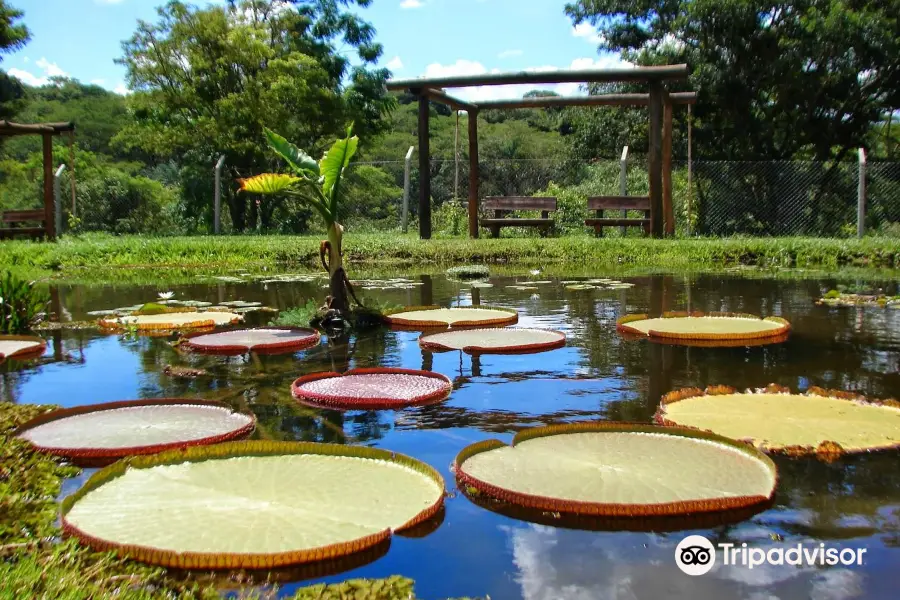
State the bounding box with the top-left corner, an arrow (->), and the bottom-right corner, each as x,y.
0,120 -> 76,241
386,65 -> 695,239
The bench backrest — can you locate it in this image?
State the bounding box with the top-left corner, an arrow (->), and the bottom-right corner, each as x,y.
587,196 -> 650,211
2,209 -> 45,224
483,196 -> 557,212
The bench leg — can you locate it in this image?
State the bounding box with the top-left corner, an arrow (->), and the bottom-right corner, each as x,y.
490,225 -> 500,238
594,226 -> 603,238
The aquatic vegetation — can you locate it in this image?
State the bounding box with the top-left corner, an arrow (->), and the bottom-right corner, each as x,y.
239,127 -> 362,315
383,306 -> 518,330
446,265 -> 490,280
99,311 -> 243,332
453,422 -> 776,518
816,291 -> 900,307
271,299 -> 320,328
16,399 -> 255,466
292,368 -> 452,410
419,328 -> 566,355
182,327 -> 320,355
0,335 -> 46,362
657,384 -> 900,460
617,312 -> 791,345
0,271 -> 49,334
62,441 -> 445,570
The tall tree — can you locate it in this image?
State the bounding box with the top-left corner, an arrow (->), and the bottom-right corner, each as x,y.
565,0 -> 900,161
116,0 -> 393,232
0,0 -> 29,121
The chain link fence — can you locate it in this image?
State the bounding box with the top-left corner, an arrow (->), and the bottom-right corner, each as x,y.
4,154 -> 898,238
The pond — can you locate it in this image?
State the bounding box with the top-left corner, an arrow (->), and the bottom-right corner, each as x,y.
3,270 -> 900,599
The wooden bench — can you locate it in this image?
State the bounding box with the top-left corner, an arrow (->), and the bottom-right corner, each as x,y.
584,196 -> 651,237
479,196 -> 557,238
0,209 -> 47,240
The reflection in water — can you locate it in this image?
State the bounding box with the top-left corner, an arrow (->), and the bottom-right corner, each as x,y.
4,271 -> 900,599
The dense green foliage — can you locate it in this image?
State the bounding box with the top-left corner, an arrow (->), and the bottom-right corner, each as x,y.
565,0 -> 899,162
0,0 -> 898,238
0,0 -> 28,121
0,270 -> 47,333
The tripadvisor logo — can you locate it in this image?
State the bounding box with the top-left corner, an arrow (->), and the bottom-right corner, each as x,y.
675,535 -> 867,576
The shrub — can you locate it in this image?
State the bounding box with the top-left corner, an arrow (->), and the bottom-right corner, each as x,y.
0,272 -> 49,334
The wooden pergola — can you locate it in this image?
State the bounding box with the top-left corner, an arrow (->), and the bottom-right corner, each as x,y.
0,120 -> 76,241
386,65 -> 695,239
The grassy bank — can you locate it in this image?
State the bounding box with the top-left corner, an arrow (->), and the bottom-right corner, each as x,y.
0,403 -> 480,600
1,233 -> 898,278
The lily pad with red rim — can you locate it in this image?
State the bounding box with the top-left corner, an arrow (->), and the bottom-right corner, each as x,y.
656,384 -> 900,460
181,327 -> 320,355
61,440 -> 445,570
419,327 -> 566,355
383,305 -> 518,330
99,311 -> 242,332
453,422 -> 777,519
16,399 -> 256,466
616,311 -> 790,346
0,334 -> 46,362
292,367 -> 452,410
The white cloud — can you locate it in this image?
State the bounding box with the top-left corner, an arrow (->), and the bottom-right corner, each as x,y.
572,22 -> 604,45
498,49 -> 523,59
386,56 -> 404,71
399,0 -> 423,8
113,82 -> 131,95
417,55 -> 632,102
6,56 -> 69,86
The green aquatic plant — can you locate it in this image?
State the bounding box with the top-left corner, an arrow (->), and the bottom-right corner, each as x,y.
446,265 -> 490,281
0,272 -> 49,334
271,299 -> 321,328
240,126 -> 361,315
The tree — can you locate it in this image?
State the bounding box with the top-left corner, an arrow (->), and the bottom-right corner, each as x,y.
240,127 -> 359,315
115,0 -> 393,232
0,0 -> 29,121
565,0 -> 900,161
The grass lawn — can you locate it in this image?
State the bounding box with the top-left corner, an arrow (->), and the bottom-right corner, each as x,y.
1,233 -> 898,279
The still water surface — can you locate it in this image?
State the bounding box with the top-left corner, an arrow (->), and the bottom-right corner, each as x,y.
3,271 -> 900,599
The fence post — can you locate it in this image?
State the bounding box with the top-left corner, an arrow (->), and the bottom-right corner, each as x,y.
214,155 -> 225,234
619,146 -> 628,236
53,163 -> 66,235
402,145 -> 415,233
857,148 -> 866,239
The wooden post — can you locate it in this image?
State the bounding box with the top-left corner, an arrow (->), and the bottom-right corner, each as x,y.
687,104 -> 693,236
42,133 -> 56,240
857,148 -> 867,239
647,82 -> 664,238
662,95 -> 674,236
467,109 -> 480,238
417,93 -> 432,239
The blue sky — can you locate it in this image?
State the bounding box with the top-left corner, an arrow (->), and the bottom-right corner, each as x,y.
4,0 -> 626,100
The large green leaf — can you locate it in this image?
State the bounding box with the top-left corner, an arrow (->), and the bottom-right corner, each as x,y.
264,128 -> 320,177
319,126 -> 359,215
238,173 -> 302,195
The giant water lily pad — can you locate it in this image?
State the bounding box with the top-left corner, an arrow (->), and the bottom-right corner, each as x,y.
383,305 -> 518,329
292,368 -> 452,410
454,423 -> 777,518
61,441 -> 445,569
656,384 -> 900,460
419,328 -> 566,355
617,312 -> 790,345
100,311 -> 242,331
182,327 -> 320,355
0,335 -> 46,361
16,399 -> 255,465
